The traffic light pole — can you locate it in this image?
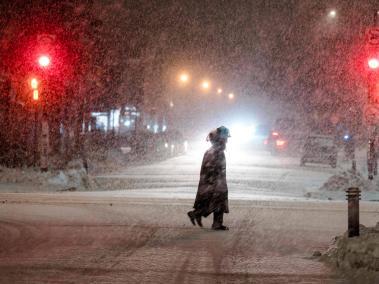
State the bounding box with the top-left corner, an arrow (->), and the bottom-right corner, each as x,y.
366,11 -> 379,179
367,73 -> 377,179
33,103 -> 39,167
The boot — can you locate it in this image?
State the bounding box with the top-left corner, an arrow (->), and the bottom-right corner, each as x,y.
195,216 -> 203,227
187,211 -> 196,226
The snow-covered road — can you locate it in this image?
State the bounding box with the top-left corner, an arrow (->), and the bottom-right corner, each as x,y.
0,149 -> 378,283
1,195 -> 378,283
94,148 -> 339,200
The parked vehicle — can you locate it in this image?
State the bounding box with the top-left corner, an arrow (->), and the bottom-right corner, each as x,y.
300,135 -> 337,168
264,130 -> 288,154
264,118 -> 304,155
155,130 -> 187,158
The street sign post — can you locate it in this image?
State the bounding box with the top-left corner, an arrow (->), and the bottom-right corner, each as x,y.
364,15 -> 379,179
40,118 -> 49,172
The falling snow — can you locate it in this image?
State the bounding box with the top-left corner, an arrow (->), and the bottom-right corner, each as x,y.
1,1 -> 379,282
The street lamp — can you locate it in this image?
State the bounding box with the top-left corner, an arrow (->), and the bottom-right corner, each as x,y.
201,80 -> 210,90
328,10 -> 337,18
228,93 -> 235,100
179,72 -> 189,84
217,88 -> 223,94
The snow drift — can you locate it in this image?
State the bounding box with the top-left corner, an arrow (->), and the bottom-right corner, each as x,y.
323,223 -> 379,272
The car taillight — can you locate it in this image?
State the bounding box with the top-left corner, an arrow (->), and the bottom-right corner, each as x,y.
276,139 -> 286,147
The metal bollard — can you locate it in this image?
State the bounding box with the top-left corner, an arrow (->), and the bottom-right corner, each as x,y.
345,187 -> 361,238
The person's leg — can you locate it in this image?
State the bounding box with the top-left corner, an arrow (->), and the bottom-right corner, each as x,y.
187,208 -> 203,227
187,210 -> 196,225
193,209 -> 203,227
212,210 -> 223,228
212,210 -> 228,230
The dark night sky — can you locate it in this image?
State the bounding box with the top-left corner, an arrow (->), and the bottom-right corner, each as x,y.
1,0 -> 379,131
137,0 -> 377,97
126,0 -> 378,132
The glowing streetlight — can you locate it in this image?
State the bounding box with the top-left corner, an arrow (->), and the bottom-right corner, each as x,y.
217,88 -> 223,94
201,80 -> 210,90
328,10 -> 337,18
228,93 -> 235,100
169,101 -> 174,108
179,73 -> 189,83
38,55 -> 50,67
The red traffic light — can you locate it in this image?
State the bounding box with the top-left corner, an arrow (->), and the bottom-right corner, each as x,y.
368,58 -> 379,69
38,55 -> 50,67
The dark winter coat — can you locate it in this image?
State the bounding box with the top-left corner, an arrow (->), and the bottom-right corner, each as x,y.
193,146 -> 229,216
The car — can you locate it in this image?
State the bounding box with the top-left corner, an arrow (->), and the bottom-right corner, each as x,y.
264,130 -> 286,154
300,135 -> 337,168
155,130 -> 187,158
264,118 -> 305,155
264,129 -> 304,155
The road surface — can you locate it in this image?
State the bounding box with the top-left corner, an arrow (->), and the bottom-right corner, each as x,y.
0,149 -> 378,283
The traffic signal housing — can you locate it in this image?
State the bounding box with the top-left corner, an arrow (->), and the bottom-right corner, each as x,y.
30,77 -> 39,101
30,78 -> 38,89
33,90 -> 39,101
366,52 -> 379,103
38,55 -> 50,68
368,57 -> 379,70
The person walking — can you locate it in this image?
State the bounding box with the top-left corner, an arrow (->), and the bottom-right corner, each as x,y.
187,126 -> 230,230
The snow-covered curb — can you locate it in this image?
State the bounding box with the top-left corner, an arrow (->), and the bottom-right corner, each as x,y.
321,223 -> 379,272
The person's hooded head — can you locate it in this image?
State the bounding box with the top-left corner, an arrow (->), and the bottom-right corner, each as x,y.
206,126 -> 231,150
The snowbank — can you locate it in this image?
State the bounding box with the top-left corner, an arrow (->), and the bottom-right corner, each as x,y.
306,170 -> 379,201
320,170 -> 373,192
0,159 -> 93,192
47,160 -> 91,191
322,223 -> 379,273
